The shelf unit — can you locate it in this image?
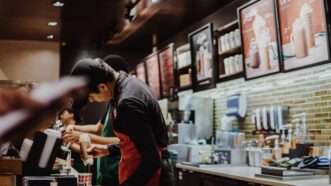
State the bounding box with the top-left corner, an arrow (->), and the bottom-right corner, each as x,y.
177,67 -> 193,91
214,20 -> 244,82
218,46 -> 242,57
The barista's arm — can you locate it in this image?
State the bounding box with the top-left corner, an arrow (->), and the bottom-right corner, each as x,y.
87,134 -> 120,145
69,143 -> 81,154
64,131 -> 119,145
70,134 -> 120,154
70,121 -> 103,134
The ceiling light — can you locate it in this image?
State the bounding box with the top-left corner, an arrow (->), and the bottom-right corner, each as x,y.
48,22 -> 58,26
47,35 -> 55,39
52,0 -> 64,7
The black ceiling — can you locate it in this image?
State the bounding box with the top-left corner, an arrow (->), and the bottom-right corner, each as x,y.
60,0 -> 126,47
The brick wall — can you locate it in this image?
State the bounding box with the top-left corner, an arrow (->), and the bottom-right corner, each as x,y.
185,62 -> 331,145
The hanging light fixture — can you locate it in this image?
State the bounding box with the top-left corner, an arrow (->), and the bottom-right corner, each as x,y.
52,0 -> 64,7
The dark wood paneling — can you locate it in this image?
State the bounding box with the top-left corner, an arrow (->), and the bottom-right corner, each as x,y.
0,0 -> 60,41
106,0 -> 247,67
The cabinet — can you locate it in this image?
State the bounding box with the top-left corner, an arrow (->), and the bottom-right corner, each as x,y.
177,169 -> 201,186
176,168 -> 268,186
200,174 -> 246,186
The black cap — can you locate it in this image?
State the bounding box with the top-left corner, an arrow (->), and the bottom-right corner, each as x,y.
102,54 -> 129,73
71,58 -> 116,93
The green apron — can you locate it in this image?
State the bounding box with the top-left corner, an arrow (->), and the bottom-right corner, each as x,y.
96,103 -> 120,186
72,152 -> 88,173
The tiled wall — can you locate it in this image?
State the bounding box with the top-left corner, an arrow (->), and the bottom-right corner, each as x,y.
186,63 -> 331,145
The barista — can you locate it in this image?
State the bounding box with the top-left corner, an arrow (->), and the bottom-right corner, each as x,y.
64,55 -> 128,186
57,108 -> 88,173
71,57 -> 169,186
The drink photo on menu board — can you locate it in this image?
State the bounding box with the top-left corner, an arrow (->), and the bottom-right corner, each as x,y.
189,23 -> 215,86
238,0 -> 281,80
146,53 -> 161,99
277,0 -> 330,71
176,44 -> 193,90
159,44 -> 175,98
136,62 -> 147,83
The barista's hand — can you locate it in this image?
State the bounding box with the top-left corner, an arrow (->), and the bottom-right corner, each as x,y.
87,144 -> 109,157
63,130 -> 81,143
65,125 -> 75,132
0,89 -> 41,115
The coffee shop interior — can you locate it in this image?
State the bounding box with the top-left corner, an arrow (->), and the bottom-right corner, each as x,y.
1,0 -> 331,186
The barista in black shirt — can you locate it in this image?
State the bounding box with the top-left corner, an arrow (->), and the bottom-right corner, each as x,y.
71,58 -> 168,186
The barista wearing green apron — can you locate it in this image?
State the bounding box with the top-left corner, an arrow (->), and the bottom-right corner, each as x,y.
96,103 -> 120,186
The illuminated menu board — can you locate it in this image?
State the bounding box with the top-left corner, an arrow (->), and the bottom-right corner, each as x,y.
146,53 -> 161,99
136,62 -> 147,83
159,44 -> 175,97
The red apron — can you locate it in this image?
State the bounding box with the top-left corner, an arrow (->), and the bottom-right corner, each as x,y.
113,110 -> 161,186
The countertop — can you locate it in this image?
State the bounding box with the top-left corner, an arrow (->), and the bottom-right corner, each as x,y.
176,164 -> 330,186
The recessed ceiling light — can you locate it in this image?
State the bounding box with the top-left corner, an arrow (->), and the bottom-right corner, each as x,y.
52,0 -> 64,7
47,35 -> 55,39
48,22 -> 58,26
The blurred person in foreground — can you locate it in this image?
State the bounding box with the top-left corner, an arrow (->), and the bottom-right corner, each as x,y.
0,77 -> 86,144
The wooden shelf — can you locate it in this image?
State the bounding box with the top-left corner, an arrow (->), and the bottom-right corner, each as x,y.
106,3 -> 162,45
178,85 -> 192,91
218,46 -> 242,58
105,0 -> 234,48
106,0 -> 188,46
178,65 -> 191,71
218,72 -> 243,82
215,20 -> 239,36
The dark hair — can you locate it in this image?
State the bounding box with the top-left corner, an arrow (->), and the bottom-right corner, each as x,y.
102,55 -> 129,73
58,108 -> 75,120
71,58 -> 116,93
58,108 -> 82,123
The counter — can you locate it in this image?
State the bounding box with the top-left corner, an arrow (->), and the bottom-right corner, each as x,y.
176,164 -> 329,186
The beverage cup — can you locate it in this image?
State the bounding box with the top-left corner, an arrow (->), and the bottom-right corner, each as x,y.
300,3 -> 315,49
292,19 -> 308,58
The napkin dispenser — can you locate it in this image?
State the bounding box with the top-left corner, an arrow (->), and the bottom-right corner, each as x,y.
226,93 -> 247,119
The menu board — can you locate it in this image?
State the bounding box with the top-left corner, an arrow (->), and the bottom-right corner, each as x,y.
146,53 -> 161,99
136,62 -> 147,83
239,0 -> 281,79
189,24 -> 214,84
277,0 -> 330,71
159,44 -> 175,97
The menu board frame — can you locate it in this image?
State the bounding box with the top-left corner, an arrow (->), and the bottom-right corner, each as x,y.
188,23 -> 216,91
145,52 -> 161,99
158,43 -> 176,98
175,44 -> 193,91
275,0 -> 331,72
238,0 -> 282,80
136,62 -> 148,84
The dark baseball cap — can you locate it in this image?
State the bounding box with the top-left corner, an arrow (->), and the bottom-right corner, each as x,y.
102,54 -> 129,73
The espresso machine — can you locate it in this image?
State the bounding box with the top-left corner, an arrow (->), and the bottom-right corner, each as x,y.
168,95 -> 214,163
177,95 -> 213,142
